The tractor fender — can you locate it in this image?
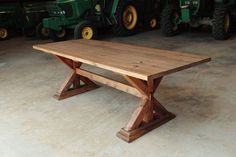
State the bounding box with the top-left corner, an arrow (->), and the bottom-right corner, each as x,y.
43,17 -> 62,31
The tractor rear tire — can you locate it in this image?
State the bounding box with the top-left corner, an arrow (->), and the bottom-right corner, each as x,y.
212,6 -> 231,40
161,4 -> 180,36
0,27 -> 9,40
74,21 -> 98,40
112,0 -> 139,36
49,29 -> 67,42
36,22 -> 50,40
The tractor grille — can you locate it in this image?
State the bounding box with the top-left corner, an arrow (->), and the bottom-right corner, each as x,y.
59,3 -> 73,17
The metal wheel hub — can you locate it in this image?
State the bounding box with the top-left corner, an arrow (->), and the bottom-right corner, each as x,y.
0,28 -> 8,39
122,5 -> 138,30
150,18 -> 157,28
56,29 -> 66,38
224,15 -> 230,33
81,27 -> 93,40
42,28 -> 49,37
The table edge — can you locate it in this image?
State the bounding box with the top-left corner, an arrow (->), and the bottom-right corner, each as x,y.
33,45 -> 149,80
33,45 -> 211,81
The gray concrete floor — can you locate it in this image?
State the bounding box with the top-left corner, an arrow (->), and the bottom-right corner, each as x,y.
0,30 -> 235,157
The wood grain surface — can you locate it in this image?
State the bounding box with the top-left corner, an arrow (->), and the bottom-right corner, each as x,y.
33,39 -> 211,80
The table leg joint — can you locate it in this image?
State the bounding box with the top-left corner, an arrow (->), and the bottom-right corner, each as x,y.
54,57 -> 99,100
117,76 -> 176,142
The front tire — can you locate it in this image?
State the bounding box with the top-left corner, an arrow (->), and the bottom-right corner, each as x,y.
161,5 -> 180,36
49,29 -> 67,42
36,22 -> 50,40
74,20 -> 98,40
112,1 -> 139,36
212,6 -> 231,40
0,27 -> 8,40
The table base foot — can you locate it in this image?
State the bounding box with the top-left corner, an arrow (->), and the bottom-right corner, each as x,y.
54,84 -> 99,100
117,112 -> 176,143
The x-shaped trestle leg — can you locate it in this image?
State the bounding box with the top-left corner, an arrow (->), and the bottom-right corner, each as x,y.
117,76 -> 176,142
54,56 -> 99,100
53,56 -> 175,143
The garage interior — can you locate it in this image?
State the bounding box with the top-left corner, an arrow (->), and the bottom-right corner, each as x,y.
1,31 -> 235,157
0,0 -> 236,157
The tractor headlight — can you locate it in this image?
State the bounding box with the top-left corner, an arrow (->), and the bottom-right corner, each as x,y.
95,4 -> 101,12
52,10 -> 65,15
60,11 -> 65,15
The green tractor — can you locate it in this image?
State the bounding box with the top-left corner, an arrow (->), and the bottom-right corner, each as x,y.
21,1 -> 53,39
43,0 -> 162,41
160,0 -> 236,40
0,1 -> 20,40
0,0 -> 53,40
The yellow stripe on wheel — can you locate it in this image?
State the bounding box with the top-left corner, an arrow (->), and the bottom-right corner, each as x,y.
224,15 -> 230,33
56,29 -> 66,38
122,5 -> 138,30
82,27 -> 93,40
150,18 -> 157,28
0,28 -> 8,39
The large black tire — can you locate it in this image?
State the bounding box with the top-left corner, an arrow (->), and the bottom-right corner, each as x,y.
160,4 -> 180,36
112,0 -> 139,36
212,6 -> 231,40
0,27 -> 9,40
36,22 -> 50,40
49,29 -> 67,42
74,20 -> 98,40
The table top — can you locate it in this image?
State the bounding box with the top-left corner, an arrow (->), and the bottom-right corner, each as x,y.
33,39 -> 211,81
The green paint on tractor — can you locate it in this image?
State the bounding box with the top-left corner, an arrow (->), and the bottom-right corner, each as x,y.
44,0 -> 94,31
161,0 -> 236,40
0,0 -> 53,40
43,0 -> 162,41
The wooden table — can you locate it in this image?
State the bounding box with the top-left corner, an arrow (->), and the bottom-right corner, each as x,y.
33,40 -> 211,142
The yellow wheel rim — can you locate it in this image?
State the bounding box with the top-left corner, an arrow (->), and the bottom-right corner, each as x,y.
0,28 -> 8,39
122,5 -> 138,30
150,18 -> 157,28
224,15 -> 230,32
56,29 -> 66,38
81,27 -> 93,40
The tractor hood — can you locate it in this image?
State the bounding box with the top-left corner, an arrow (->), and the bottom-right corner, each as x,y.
47,0 -> 93,17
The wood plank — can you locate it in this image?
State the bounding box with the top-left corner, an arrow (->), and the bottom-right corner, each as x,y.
54,83 -> 99,100
57,72 -> 78,94
117,112 -> 176,143
123,76 -> 148,97
33,39 -> 211,81
76,69 -> 142,97
124,98 -> 148,131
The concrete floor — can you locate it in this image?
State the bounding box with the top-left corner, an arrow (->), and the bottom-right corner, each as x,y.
0,30 -> 235,157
